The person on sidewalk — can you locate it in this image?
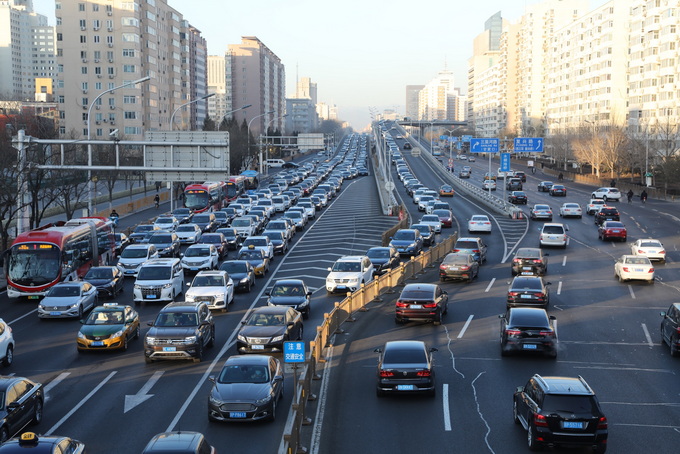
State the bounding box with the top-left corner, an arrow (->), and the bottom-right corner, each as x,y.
154,194 -> 160,208
627,190 -> 634,203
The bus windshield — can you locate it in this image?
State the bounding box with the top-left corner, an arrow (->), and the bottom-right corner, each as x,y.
184,191 -> 209,211
8,244 -> 61,286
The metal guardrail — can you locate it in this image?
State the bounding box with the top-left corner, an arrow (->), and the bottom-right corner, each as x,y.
279,233 -> 457,454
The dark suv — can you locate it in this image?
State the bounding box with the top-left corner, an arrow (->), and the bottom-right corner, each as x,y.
511,248 -> 548,276
147,232 -> 181,258
513,375 -> 608,453
594,207 -> 620,225
144,301 -> 215,363
500,307 -> 557,357
660,302 -> 680,356
506,178 -> 523,191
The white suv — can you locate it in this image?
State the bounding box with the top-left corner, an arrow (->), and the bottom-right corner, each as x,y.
326,256 -> 375,294
591,187 -> 621,202
0,319 -> 14,367
133,258 -> 185,303
185,270 -> 234,312
117,244 -> 159,277
539,223 -> 569,248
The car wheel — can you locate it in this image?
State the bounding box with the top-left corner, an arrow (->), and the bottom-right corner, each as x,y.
0,426 -> 8,443
297,326 -> 304,340
31,399 -> 43,425
122,334 -> 129,351
145,356 -> 154,364
670,337 -> 679,357
207,328 -> 215,348
618,274 -> 625,283
193,343 -> 203,363
134,324 -> 140,339
594,443 -> 607,454
2,345 -> 13,367
268,399 -> 277,422
513,400 -> 520,424
77,305 -> 84,319
303,307 -> 310,320
527,424 -> 542,451
546,349 -> 557,359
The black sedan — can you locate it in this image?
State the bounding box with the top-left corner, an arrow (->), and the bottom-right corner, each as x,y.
439,252 -> 479,283
199,233 -> 228,259
508,191 -> 528,204
549,184 -> 567,196
410,224 -> 435,246
395,283 -> 448,325
236,306 -> 303,354
0,376 -> 44,443
172,207 -> 193,224
114,233 -> 131,254
537,181 -> 554,192
266,279 -> 312,319
511,248 -> 548,276
507,276 -> 551,308
594,207 -> 620,225
375,340 -> 437,397
83,266 -> 124,298
216,227 -> 241,250
219,260 -> 255,292
208,355 -> 284,422
366,246 -> 400,275
500,307 -> 557,358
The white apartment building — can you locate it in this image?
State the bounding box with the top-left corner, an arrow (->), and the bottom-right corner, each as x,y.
226,36 -> 285,138
207,55 -> 228,125
418,69 -> 463,121
0,0 -> 56,100
546,0 -> 631,134
405,85 -> 424,120
182,21 -> 208,131
55,0 -> 200,138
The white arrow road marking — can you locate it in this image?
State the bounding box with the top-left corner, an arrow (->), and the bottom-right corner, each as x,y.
124,371 -> 164,413
641,323 -> 653,348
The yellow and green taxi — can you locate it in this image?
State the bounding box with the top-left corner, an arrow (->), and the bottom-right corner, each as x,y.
237,245 -> 270,277
77,303 -> 140,352
439,184 -> 455,197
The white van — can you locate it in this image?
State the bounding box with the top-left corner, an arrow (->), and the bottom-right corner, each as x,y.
133,258 -> 185,303
265,159 -> 285,168
539,223 -> 569,248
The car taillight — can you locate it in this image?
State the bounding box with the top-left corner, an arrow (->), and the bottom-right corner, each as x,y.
423,302 -> 437,308
472,249 -> 480,253
460,266 -> 470,271
539,235 -> 544,240
534,413 -> 548,427
622,267 -> 630,272
416,370 -> 431,377
534,293 -> 545,298
659,250 -> 665,254
379,370 -> 394,377
597,416 -> 608,429
636,249 -> 645,254
532,259 -> 542,263
513,258 -> 521,263
505,329 -> 521,336
439,264 -> 447,270
453,248 -> 460,252
648,268 -> 654,273
395,301 -> 409,308
539,330 -> 554,337
508,292 -> 519,297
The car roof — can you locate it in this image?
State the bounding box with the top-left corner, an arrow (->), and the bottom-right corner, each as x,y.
384,340 -> 427,351
336,255 -> 368,262
534,375 -> 594,395
508,307 -> 550,325
225,354 -> 272,366
402,283 -> 437,292
159,301 -> 203,312
272,279 -> 305,286
511,276 -> 544,285
516,247 -> 542,256
143,431 -> 204,452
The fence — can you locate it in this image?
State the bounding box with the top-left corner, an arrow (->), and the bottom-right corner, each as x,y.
279,233 -> 457,454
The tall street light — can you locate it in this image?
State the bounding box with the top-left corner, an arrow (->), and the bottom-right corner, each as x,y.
584,120 -> 599,177
86,76 -> 150,216
170,93 -> 215,131
215,104 -> 252,131
263,114 -> 288,176
248,110 -> 275,174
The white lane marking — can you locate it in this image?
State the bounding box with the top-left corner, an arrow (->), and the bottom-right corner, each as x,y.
485,278 -> 496,293
600,401 -> 680,407
443,384 -> 452,431
573,366 -> 673,373
458,315 -> 474,339
124,370 -> 164,413
443,325 -> 465,379
43,372 -> 70,403
46,371 -> 117,435
641,323 -> 653,348
8,309 -> 38,325
562,256 -> 567,266
557,281 -> 562,295
629,285 -> 636,299
308,341 -> 336,454
471,372 -> 495,454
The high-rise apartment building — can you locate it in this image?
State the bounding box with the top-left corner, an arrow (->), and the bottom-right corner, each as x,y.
226,36 -> 285,138
405,85 -> 424,120
55,0 -> 203,138
418,69 -> 463,121
0,0 -> 56,100
182,21 -> 208,131
207,55 -> 227,125
295,77 -> 317,104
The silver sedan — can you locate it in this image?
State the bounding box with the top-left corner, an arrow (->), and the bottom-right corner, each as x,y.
38,282 -> 98,319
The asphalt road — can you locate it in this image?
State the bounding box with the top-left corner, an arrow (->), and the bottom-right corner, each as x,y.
303,139 -> 680,453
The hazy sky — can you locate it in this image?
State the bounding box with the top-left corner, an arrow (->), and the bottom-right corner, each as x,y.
33,0 -> 608,130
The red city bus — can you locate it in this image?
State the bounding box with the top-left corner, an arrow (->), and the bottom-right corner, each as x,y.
225,175 -> 246,202
6,217 -> 116,299
183,181 -> 226,213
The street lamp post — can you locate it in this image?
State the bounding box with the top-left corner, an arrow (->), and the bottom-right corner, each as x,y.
215,104 -> 252,131
248,110 -> 275,175
170,93 -> 215,131
86,76 -> 150,216
264,114 -> 288,176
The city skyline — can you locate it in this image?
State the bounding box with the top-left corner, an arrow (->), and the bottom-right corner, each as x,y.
33,0 -> 610,130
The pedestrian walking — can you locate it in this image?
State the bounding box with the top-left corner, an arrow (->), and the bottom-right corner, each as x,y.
154,193 -> 160,209
627,190 -> 633,203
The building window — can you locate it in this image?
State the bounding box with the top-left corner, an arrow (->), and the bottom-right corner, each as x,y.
124,126 -> 141,135
108,98 -> 115,107
95,67 -> 101,75
79,19 -> 86,28
95,82 -> 102,90
123,65 -> 136,73
59,111 -> 65,119
107,36 -> 114,45
93,36 -> 100,44
82,97 -> 88,106
92,3 -> 99,12
56,33 -> 62,41
123,96 -> 136,104
59,126 -> 66,135
78,3 -> 85,12
80,50 -> 87,59
81,82 -> 88,90
58,95 -> 64,103
108,67 -> 115,75
123,49 -> 136,57
81,67 -> 88,74
80,35 -> 87,43
124,111 -> 138,119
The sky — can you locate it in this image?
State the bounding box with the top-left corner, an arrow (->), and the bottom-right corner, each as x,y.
33,0 -> 608,131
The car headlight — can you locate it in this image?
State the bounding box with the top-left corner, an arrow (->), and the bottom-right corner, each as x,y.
70,303 -> 80,309
209,394 -> 224,406
146,336 -> 156,345
298,300 -> 308,307
255,395 -> 272,405
134,284 -> 141,290
409,243 -> 416,248
184,336 -> 197,344
185,295 -> 195,302
272,335 -> 284,342
77,331 -> 86,339
347,278 -> 358,284
237,334 -> 246,342
239,277 -> 250,284
162,283 -> 173,289
112,329 -> 124,339
38,305 -> 45,311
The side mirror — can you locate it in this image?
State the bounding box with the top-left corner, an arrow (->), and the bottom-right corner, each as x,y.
565,226 -> 569,231
498,314 -> 506,319
265,291 -> 271,296
545,282 -> 552,286
180,253 -> 184,258
307,291 -> 312,296
374,348 -> 383,353
208,376 -> 216,383
147,322 -> 154,327
660,311 -> 666,317
429,347 -> 439,352
549,315 -> 557,320
516,386 -> 524,393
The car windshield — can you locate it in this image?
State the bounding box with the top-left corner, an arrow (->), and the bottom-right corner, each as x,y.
247,313 -> 286,326
400,289 -> 434,300
149,235 -> 172,244
192,275 -> 225,287
640,241 -> 661,248
564,204 -> 579,208
624,257 -> 650,265
84,310 -> 124,325
137,266 -> 171,280
220,262 -> 246,274
232,219 -> 251,227
239,251 -> 262,261
47,286 -> 80,297
509,311 -> 549,328
393,231 -> 415,241
535,205 -> 550,210
202,235 -> 221,242
471,216 -> 487,221
367,249 -> 390,259
156,218 -> 173,224
443,254 -> 469,265
511,278 -> 542,290
422,216 -> 439,222
121,248 -> 149,259
331,261 -> 361,272
605,222 -> 624,228
193,215 -> 210,223
218,364 -> 270,384
176,225 -> 197,232
174,209 -> 190,215
155,311 -> 198,327
456,241 -> 478,249
542,226 -> 565,234
244,238 -> 267,247
383,348 -> 427,364
433,210 -> 450,217
134,225 -> 155,233
185,247 -> 211,257
412,225 -> 430,234
271,284 -> 305,296
85,268 -> 113,279
541,395 -> 597,413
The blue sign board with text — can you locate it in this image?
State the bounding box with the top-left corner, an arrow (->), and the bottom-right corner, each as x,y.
514,137 -> 544,153
284,341 -> 305,363
470,138 -> 499,153
462,135 -> 473,142
500,153 -> 511,172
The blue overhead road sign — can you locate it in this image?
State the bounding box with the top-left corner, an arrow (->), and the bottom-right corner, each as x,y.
514,137 -> 544,153
500,153 -> 511,172
470,138 -> 499,153
462,135 -> 472,142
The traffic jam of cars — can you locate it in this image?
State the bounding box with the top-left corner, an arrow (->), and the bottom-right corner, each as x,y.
1,126 -> 676,453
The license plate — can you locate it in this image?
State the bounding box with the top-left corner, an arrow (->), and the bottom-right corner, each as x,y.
92,341 -> 104,347
450,267 -> 459,271
229,412 -> 247,418
523,344 -> 538,350
396,384 -> 414,391
28,295 -> 40,300
50,311 -> 61,316
145,294 -> 157,299
125,270 -> 135,274
634,268 -> 644,272
521,272 -> 534,275
522,266 -> 532,270
612,230 -> 620,233
410,304 -> 422,309
563,421 -> 584,429
251,345 -> 264,350
520,295 -> 533,299
162,347 -> 176,352
190,267 -> 198,271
